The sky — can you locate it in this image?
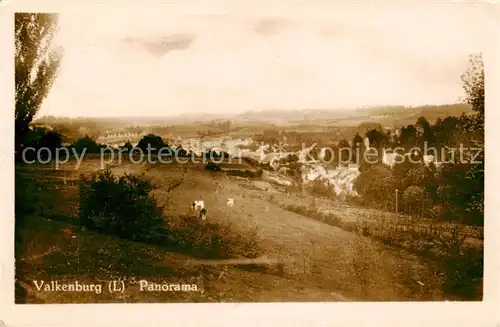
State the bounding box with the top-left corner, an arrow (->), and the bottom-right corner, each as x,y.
38,1 -> 491,118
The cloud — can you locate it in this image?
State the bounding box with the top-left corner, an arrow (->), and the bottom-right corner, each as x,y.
253,18 -> 291,35
121,34 -> 195,58
39,4 -> 490,118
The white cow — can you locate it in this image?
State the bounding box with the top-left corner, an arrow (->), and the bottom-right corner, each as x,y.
190,200 -> 205,215
191,200 -> 205,210
227,198 -> 234,207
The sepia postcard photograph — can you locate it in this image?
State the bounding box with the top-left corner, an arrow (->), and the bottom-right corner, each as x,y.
1,0 -> 499,325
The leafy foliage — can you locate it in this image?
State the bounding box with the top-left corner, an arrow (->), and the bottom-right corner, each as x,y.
402,185 -> 429,216
354,164 -> 397,209
352,132 -> 363,147
121,141 -> 133,152
136,134 -> 170,154
71,135 -> 104,154
15,13 -> 63,155
310,179 -> 336,198
441,245 -> 483,299
78,170 -> 166,241
462,53 -> 484,119
353,53 -> 484,226
365,129 -> 387,149
21,127 -> 62,161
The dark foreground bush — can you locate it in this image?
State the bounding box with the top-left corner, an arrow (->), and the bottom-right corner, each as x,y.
78,170 -> 263,259
78,169 -> 165,242
310,179 -> 336,199
440,235 -> 483,300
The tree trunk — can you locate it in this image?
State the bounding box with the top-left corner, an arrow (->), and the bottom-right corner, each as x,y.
15,123 -> 29,161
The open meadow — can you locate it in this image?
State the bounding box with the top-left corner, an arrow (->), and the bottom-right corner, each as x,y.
15,157 -> 483,303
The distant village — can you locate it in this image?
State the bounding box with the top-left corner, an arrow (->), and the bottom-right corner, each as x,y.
94,126 -> 442,201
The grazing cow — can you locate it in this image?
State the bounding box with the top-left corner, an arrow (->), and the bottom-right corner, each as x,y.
191,200 -> 205,211
199,208 -> 207,220
190,200 -> 205,216
227,198 -> 234,207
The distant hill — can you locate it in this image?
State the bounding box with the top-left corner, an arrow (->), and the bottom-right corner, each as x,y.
233,104 -> 473,127
32,104 -> 473,141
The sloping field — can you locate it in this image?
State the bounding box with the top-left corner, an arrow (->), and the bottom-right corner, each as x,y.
17,215 -> 348,303
16,159 -> 453,302
142,162 -> 447,300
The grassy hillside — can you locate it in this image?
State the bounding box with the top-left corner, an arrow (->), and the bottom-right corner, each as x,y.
15,163 -> 340,303
15,158 -> 481,303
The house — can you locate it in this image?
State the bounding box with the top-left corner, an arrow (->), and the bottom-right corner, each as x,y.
382,149 -> 398,168
297,143 -> 318,164
348,163 -> 359,171
302,164 -> 327,182
363,137 -> 370,149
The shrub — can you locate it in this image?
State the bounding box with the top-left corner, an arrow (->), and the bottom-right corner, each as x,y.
121,141 -> 133,152
284,204 -> 342,228
165,217 -> 262,259
345,194 -> 364,206
71,135 -> 104,154
205,162 -> 222,171
78,169 -> 165,242
78,170 -> 263,259
428,205 -> 445,219
20,128 -> 63,162
310,179 -> 335,198
440,240 -> 483,299
136,134 -> 169,154
402,185 -> 431,217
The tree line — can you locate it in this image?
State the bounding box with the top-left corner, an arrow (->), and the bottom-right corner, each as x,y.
353,54 -> 484,226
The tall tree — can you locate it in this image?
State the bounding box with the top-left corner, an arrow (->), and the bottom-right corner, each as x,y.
352,132 -> 363,148
136,134 -> 168,154
15,13 -> 63,154
337,138 -> 351,164
416,116 -> 435,147
461,53 -> 484,122
399,125 -> 418,150
365,129 -> 387,149
351,132 -> 364,163
354,164 -> 397,210
461,54 -> 485,224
